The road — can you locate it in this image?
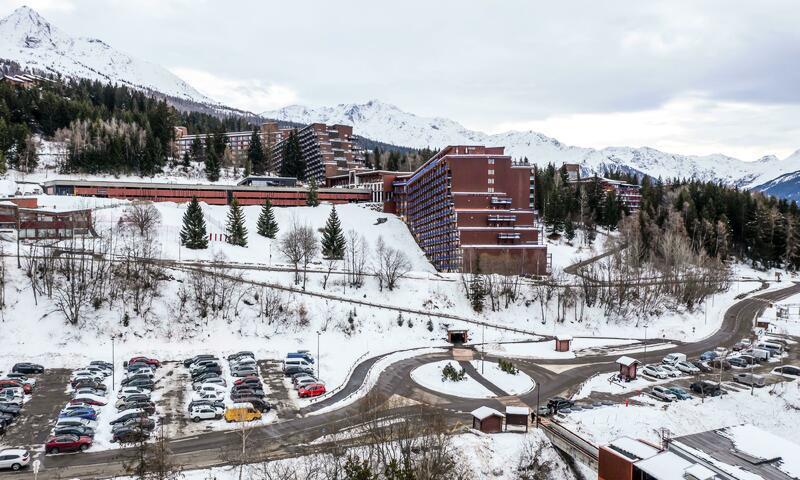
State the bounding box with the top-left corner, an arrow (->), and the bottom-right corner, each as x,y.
3,282 -> 799,479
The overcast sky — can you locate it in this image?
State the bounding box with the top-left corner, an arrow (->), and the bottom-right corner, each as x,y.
4,0 -> 800,160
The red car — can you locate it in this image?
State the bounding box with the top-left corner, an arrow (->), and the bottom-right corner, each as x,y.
0,379 -> 31,394
129,357 -> 160,368
234,376 -> 260,386
45,434 -> 92,454
298,383 -> 326,398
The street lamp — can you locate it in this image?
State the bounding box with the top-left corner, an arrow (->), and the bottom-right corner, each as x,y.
316,330 -> 321,380
111,334 -> 116,389
643,324 -> 649,365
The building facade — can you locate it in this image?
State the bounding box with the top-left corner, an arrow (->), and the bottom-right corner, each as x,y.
392,146 -> 548,275
269,123 -> 367,184
0,199 -> 93,239
327,170 -> 403,207
173,122 -> 293,162
563,164 -> 642,213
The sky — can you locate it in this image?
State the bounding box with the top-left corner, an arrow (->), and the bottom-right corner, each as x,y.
3,0 -> 800,160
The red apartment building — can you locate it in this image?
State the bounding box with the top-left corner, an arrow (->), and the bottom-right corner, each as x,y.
173,122 -> 292,161
564,164 -> 642,212
0,198 -> 93,239
327,170 -> 403,206
392,146 -> 549,275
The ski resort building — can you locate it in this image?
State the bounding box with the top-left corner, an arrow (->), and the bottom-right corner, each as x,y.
42,179 -> 371,206
563,165 -> 642,213
326,170 -> 404,205
269,123 -> 367,184
173,122 -> 293,161
391,146 -> 549,275
0,198 -> 93,239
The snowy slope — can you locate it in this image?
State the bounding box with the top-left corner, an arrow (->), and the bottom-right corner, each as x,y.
263,100 -> 800,189
0,6 -> 215,104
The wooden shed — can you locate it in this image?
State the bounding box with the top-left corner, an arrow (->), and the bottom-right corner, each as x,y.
447,328 -> 469,344
616,356 -> 640,381
554,335 -> 573,352
504,406 -> 530,432
471,406 -> 504,433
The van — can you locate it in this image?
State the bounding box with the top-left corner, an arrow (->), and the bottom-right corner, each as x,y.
733,373 -> 765,387
662,353 -> 687,365
757,342 -> 783,355
287,352 -> 314,364
750,349 -> 771,362
283,358 -> 311,371
224,403 -> 262,423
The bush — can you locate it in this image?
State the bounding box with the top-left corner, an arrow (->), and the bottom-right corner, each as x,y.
441,362 -> 466,382
397,313 -> 404,326
427,319 -> 434,332
499,358 -> 518,375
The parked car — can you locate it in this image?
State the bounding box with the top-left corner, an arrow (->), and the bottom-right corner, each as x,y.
128,357 -> 161,368
72,379 -> 107,391
59,407 -> 97,421
298,383 -> 326,398
195,383 -> 227,397
71,370 -> 105,382
748,349 -> 771,362
1,374 -> 36,389
53,425 -> 95,438
193,391 -> 225,403
11,363 -> 44,374
699,351 -> 718,361
691,360 -> 713,373
0,389 -> 24,405
117,386 -> 151,399
123,378 -> 155,390
70,394 -> 107,406
728,357 -> 749,368
690,381 -> 722,397
189,405 -> 223,422
84,365 -> 111,377
109,409 -> 148,425
660,364 -> 682,377
667,387 -> 692,400
191,366 -> 222,379
772,365 -> 800,377
287,352 -> 314,364
0,403 -> 21,416
112,416 -> 156,433
230,390 -> 265,402
183,354 -> 218,368
708,358 -> 731,370
642,365 -> 668,379
89,360 -> 113,370
283,365 -> 314,377
112,427 -> 150,444
231,357 -> 256,368
651,386 -> 677,402
224,403 -> 262,422
0,449 -> 30,471
187,399 -> 225,413
235,396 -> 271,412
230,366 -> 258,378
117,401 -> 156,415
45,434 -> 92,454
0,379 -> 31,394
714,347 -> 729,358
190,360 -> 220,373
294,377 -> 319,390
234,376 -> 262,388
191,372 -> 222,385
733,339 -> 752,351
122,372 -> 154,384
227,351 -> 254,362
194,377 -> 226,390
675,361 -> 700,375
55,418 -> 95,429
733,373 -> 766,387
75,387 -> 106,397
662,353 -> 687,365
126,362 -> 153,373
115,394 -> 151,409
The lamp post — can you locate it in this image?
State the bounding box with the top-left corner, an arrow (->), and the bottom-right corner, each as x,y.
643,324 -> 649,365
481,323 -> 486,375
316,331 -> 321,380
111,335 -> 116,389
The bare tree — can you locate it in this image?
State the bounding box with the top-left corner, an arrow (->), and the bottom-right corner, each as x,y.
279,221 -> 318,289
118,203 -> 162,237
374,236 -> 411,291
345,229 -> 369,288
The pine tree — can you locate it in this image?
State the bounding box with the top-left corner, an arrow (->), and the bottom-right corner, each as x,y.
256,199 -> 279,238
564,217 -> 576,241
306,178 -> 320,207
280,130 -> 304,179
247,128 -> 266,175
180,197 -> 208,249
181,151 -> 191,170
321,206 -> 346,259
204,134 -> 221,182
225,198 -> 248,247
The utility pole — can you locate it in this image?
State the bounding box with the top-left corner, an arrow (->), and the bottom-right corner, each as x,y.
111,335 -> 116,389
316,330 -> 321,380
643,324 -> 648,365
481,323 -> 485,375
15,206 -> 20,268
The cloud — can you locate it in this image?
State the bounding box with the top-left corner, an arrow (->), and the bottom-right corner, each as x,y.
0,0 -> 74,12
170,68 -> 297,114
489,94 -> 800,161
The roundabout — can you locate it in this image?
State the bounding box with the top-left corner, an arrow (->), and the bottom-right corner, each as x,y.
410,359 -> 536,398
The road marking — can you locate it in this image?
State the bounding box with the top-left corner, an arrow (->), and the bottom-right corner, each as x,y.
172,435 -> 199,443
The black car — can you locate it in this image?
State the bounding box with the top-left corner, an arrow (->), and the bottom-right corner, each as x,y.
121,373 -> 154,385
117,401 -> 156,415
72,379 -> 108,391
284,366 -> 314,377
235,396 -> 271,412
691,360 -> 713,373
774,366 -> 800,376
231,386 -> 265,397
112,417 -> 156,432
227,351 -> 255,361
547,396 -> 574,414
11,363 -> 44,374
0,403 -> 21,416
183,355 -> 218,368
110,410 -> 148,425
112,427 -> 149,444
231,391 -> 265,403
126,362 -> 152,373
690,381 -> 722,396
123,379 -> 155,390
728,357 -> 748,368
191,366 -> 222,378
53,425 -> 95,438
0,412 -> 14,426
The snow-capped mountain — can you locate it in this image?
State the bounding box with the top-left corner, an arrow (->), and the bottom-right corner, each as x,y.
0,6 -> 214,104
264,100 -> 800,189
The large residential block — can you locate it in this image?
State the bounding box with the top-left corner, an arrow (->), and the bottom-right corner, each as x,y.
391,146 -> 549,275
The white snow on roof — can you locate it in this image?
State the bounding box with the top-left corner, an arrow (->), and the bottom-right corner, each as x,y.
555,335 -> 573,341
684,463 -> 717,480
616,355 -> 640,367
471,406 -> 504,420
719,424 -> 800,479
608,437 -> 660,461
636,452 -> 693,479
505,406 -> 530,416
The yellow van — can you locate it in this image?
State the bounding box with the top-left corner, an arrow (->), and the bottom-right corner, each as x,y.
224,403 -> 262,423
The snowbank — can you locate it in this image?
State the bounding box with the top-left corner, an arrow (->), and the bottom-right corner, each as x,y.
469,360 -> 535,395
410,361 -> 494,399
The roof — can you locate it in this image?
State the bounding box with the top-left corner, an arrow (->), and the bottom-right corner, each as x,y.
0,448 -> 28,455
471,406 -> 504,420
505,406 -> 530,416
606,437 -> 660,461
229,402 -> 255,409
42,179 -> 370,194
636,452 -> 694,479
616,356 -> 640,367
684,463 -> 717,480
556,335 -> 573,341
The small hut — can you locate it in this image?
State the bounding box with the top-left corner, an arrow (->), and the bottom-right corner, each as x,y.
554,335 -> 573,352
616,356 -> 640,381
505,406 -> 530,432
471,406 -> 504,433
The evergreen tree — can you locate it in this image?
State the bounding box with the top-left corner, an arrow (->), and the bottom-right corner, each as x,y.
180,197 -> 208,249
204,134 -> 221,181
256,199 -> 279,238
190,136 -> 204,162
602,190 -> 622,230
280,130 -> 304,179
247,128 -> 266,175
225,198 -> 248,247
564,217 -> 576,241
306,178 -> 320,207
181,151 -> 191,170
321,206 -> 346,258
372,147 -> 382,170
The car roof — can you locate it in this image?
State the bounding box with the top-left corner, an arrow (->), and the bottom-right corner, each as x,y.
0,448 -> 27,455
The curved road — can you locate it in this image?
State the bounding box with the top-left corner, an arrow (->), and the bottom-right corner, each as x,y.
7,282 -> 800,479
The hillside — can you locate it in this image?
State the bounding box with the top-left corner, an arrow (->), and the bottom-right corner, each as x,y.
264,100 -> 800,191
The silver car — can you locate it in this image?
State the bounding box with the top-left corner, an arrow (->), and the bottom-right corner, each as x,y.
0,449 -> 30,471
651,386 -> 677,402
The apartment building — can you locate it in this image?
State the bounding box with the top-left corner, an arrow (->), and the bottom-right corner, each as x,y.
269,123 -> 367,184
173,122 -> 292,161
392,146 -> 549,275
570,175 -> 642,212
327,170 -> 403,207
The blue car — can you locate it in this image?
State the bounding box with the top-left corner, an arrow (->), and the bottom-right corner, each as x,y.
699,351 -> 717,361
286,352 -> 314,364
667,387 -> 692,400
59,409 -> 97,421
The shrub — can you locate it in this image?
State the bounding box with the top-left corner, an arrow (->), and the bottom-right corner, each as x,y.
499,358 -> 519,375
441,362 -> 466,382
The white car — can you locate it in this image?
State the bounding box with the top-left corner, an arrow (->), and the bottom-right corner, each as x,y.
294,377 -> 319,390
55,417 -> 96,428
660,364 -> 682,377
193,377 -> 226,390
714,347 -> 729,358
195,383 -> 227,396
0,387 -> 25,402
124,369 -> 154,379
1,374 -> 37,388
675,361 -> 700,375
642,365 -> 668,379
117,386 -> 151,399
188,405 -> 222,422
651,386 -> 677,402
72,393 -> 108,406
0,449 -> 30,471
232,357 -> 256,368
192,391 -> 224,403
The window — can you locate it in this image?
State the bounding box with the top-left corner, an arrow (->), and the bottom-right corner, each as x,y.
488,178 -> 495,184
488,158 -> 495,164
488,187 -> 495,193
488,169 -> 495,175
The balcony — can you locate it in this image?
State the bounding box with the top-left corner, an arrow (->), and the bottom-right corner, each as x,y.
488,215 -> 516,223
497,232 -> 521,240
490,197 -> 513,205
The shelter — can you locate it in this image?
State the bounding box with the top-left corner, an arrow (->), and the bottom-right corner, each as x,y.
555,335 -> 573,352
470,406 -> 504,433
447,328 -> 469,344
504,406 -> 530,432
616,356 -> 640,381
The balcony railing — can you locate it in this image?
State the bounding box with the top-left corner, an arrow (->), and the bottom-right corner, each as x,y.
497,232 -> 521,240
490,197 -> 513,205
488,215 -> 517,222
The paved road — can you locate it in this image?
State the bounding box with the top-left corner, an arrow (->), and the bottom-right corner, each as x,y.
3,282 -> 799,479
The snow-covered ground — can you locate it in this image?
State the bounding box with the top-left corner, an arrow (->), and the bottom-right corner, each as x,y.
485,338 -> 636,360
469,360 -> 535,395
410,361 -> 494,399
572,371 -> 689,400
